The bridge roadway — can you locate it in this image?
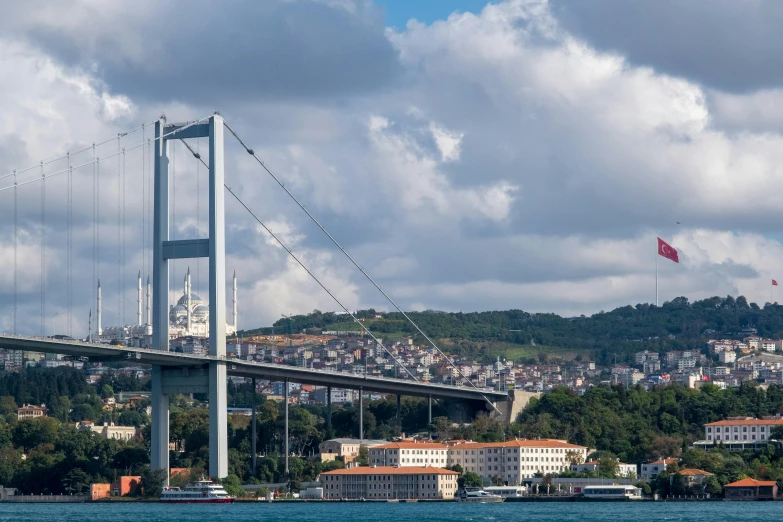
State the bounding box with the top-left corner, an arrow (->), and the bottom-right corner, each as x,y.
0,335 -> 509,403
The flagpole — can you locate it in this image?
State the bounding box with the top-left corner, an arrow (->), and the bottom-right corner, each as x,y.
655,254 -> 658,307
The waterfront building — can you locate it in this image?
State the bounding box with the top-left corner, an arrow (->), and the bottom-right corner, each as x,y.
724,478 -> 778,500
447,439 -> 588,485
669,468 -> 713,489
320,465 -> 459,500
702,416 -> 783,447
570,459 -> 637,477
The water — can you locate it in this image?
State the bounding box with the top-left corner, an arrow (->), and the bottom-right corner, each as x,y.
0,501 -> 777,522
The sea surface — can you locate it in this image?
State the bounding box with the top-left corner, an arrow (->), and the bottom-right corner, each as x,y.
0,501 -> 778,522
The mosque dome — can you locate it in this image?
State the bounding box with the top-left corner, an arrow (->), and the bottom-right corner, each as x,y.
177,293 -> 204,306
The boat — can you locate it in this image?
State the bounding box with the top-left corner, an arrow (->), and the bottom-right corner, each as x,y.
456,487 -> 504,503
160,477 -> 234,503
580,485 -> 643,500
483,485 -> 526,498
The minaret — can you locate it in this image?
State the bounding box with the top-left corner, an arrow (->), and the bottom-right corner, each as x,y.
186,267 -> 192,333
96,279 -> 102,336
232,270 -> 238,332
146,276 -> 151,325
137,270 -> 143,326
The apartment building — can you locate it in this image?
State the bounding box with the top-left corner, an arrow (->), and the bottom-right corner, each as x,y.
369,442 -> 448,467
320,466 -> 459,500
640,458 -> 678,481
447,439 -> 588,486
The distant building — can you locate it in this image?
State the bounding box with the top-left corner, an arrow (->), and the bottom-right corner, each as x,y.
695,416 -> 783,451
320,466 -> 459,500
318,438 -> 387,461
571,459 -> 636,477
17,404 -> 46,421
77,422 -> 139,441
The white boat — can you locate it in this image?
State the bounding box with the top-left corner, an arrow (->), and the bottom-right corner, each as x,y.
483,485 -> 526,498
457,487 -> 504,502
581,485 -> 642,500
160,477 -> 234,503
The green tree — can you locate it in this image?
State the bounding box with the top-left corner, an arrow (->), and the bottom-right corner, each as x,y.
705,475 -> 722,496
99,384 -> 114,400
62,468 -> 90,494
670,472 -> 686,496
220,474 -> 244,497
138,468 -> 168,497
458,471 -> 482,488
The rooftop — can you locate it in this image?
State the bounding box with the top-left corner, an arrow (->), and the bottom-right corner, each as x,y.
671,468 -> 713,476
725,478 -> 777,487
322,465 -> 459,476
373,442 -> 448,450
705,418 -> 783,426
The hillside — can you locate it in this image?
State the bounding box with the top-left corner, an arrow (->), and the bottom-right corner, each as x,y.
240,296 -> 783,365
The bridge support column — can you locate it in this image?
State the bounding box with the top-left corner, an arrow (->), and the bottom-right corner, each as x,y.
150,366 -> 169,476
359,386 -> 364,440
396,394 -> 401,430
284,378 -> 289,474
326,386 -> 332,433
428,395 -> 432,439
251,377 -> 257,476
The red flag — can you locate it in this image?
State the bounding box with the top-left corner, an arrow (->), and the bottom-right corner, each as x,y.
774,280 -> 778,286
657,237 -> 679,263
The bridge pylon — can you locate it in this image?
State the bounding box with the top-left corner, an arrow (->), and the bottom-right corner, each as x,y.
151,114 -> 228,479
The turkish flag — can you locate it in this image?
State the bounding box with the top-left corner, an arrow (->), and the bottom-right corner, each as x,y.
657,237 -> 679,263
774,280 -> 779,286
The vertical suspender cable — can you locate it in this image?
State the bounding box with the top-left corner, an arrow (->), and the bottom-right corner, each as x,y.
118,136 -> 122,326
13,170 -> 17,335
123,147 -> 127,327
97,157 -> 101,288
68,156 -> 73,337
196,137 -> 200,294
142,125 -> 146,304
40,162 -> 45,336
171,139 -> 176,293
92,144 -> 96,308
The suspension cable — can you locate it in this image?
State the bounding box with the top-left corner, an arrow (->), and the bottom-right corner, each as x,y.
0,120 -> 156,183
0,118 -> 210,193
13,170 -> 17,335
117,136 -> 122,326
68,157 -> 73,337
92,145 -> 97,318
123,147 -> 127,326
177,138 -> 418,382
40,162 -> 45,336
222,122 -> 495,403
142,125 -> 146,306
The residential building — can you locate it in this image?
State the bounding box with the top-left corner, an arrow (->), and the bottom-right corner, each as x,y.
724,478 -> 778,500
320,466 -> 459,500
719,351 -> 737,364
447,439 -> 588,485
77,422 -> 139,441
670,468 -> 713,489
369,442 -> 448,467
17,404 -> 46,421
313,387 -> 357,404
640,458 -> 678,481
634,350 -> 659,365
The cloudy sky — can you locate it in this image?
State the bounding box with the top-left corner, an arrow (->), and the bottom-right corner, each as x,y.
2,0 -> 783,336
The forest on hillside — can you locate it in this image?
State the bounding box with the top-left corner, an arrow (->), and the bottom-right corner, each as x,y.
242,296 -> 783,365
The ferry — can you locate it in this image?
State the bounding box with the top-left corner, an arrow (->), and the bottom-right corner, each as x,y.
581,485 -> 642,500
160,477 -> 234,503
456,487 -> 504,503
483,485 -> 526,498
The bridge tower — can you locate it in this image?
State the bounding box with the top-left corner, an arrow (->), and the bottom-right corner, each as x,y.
151,115 -> 228,479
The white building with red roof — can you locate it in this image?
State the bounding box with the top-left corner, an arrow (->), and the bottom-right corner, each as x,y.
368,441 -> 449,467
320,465 -> 459,500
447,439 -> 588,485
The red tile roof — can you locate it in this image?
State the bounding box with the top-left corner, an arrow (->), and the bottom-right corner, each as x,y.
448,439 -> 586,450
671,468 -> 713,477
372,442 -> 448,450
322,466 -> 459,476
705,418 -> 783,426
647,458 -> 678,465
725,478 -> 777,487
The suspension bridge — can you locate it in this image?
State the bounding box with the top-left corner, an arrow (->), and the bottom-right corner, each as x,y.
0,114 -> 512,479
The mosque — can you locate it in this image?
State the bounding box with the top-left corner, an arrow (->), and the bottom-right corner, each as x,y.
95,268 -> 238,346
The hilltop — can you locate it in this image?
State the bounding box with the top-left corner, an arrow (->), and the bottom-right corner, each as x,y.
239,296 -> 783,365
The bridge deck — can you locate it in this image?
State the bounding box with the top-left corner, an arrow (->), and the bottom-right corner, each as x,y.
0,335 -> 508,402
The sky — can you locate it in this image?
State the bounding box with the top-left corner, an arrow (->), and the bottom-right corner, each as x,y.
3,0 -> 783,335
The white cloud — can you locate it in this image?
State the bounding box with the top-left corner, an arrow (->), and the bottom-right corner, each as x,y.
5,0 -> 783,334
